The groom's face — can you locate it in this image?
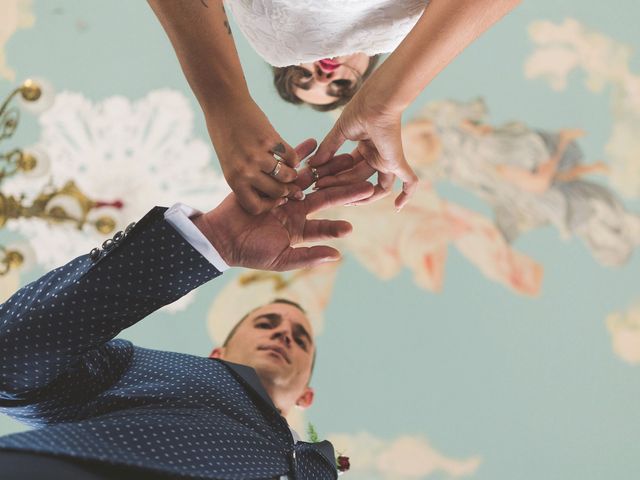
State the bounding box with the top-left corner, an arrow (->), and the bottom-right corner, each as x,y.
213,303 -> 315,398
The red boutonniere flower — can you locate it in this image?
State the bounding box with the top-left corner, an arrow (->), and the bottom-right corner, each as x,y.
307,423 -> 351,474
336,455 -> 350,472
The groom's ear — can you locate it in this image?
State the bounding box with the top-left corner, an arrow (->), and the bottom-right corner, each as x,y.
295,387 -> 315,409
209,347 -> 225,359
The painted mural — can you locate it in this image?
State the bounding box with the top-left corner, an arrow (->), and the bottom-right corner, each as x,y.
0,2 -> 638,479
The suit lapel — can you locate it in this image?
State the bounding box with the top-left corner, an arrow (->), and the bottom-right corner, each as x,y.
314,440 -> 336,470
217,359 -> 279,413
213,359 -> 338,476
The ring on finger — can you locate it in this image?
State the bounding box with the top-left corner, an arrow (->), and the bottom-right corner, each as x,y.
310,167 -> 319,183
269,159 -> 283,178
271,150 -> 285,162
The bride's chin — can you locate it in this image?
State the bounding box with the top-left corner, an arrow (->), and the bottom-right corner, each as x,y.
336,52 -> 370,72
335,53 -> 359,63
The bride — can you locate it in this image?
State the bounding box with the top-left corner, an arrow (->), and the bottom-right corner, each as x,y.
149,0 -> 519,214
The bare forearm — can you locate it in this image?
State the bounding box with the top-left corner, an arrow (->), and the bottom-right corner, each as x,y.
148,0 -> 250,119
369,0 -> 520,111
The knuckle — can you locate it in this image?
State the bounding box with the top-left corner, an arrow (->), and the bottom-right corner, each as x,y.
279,167 -> 295,181
244,200 -> 262,216
247,153 -> 264,165
237,163 -> 254,177
257,135 -> 273,148
343,156 -> 355,168
274,185 -> 288,197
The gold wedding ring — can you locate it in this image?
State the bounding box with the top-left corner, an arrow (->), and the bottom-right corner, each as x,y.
269,158 -> 283,178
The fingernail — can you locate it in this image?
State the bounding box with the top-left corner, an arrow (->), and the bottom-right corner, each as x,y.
322,256 -> 339,263
295,191 -> 305,200
278,197 -> 288,206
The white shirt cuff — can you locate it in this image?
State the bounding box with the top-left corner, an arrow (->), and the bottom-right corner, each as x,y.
164,203 -> 230,272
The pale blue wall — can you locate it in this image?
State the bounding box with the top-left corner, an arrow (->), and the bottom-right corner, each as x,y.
1,1 -> 639,479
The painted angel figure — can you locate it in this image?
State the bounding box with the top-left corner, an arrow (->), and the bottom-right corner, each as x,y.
328,185 -> 542,296
403,98 -> 640,266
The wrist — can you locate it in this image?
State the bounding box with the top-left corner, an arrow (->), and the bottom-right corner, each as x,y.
191,212 -> 236,268
203,89 -> 254,126
357,77 -> 409,117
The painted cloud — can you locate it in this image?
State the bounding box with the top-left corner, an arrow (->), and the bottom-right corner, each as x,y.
606,304 -> 640,364
525,18 -> 640,198
0,0 -> 34,81
329,432 -> 481,479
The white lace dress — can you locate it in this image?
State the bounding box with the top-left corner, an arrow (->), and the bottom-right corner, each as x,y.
224,0 -> 430,66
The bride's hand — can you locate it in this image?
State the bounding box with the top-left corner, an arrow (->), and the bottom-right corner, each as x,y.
207,98 -> 304,215
308,86 -> 419,210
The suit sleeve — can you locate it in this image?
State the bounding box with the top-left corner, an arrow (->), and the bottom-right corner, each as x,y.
0,206 -> 222,404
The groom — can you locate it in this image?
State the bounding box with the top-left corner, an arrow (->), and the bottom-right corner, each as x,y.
0,140 -> 368,480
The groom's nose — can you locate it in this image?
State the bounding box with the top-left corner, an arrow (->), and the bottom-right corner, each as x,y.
272,328 -> 292,347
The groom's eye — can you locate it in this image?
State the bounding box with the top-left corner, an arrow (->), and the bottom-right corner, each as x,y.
294,336 -> 307,351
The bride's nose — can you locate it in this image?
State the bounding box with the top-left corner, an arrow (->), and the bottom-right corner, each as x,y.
314,64 -> 334,84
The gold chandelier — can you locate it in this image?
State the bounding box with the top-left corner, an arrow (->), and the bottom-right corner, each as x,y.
0,79 -> 121,275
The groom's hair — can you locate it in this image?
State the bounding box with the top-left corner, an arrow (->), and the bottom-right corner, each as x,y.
224,299 -> 316,380
272,55 -> 380,112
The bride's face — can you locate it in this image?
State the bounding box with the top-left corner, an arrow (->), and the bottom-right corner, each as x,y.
292,53 -> 371,106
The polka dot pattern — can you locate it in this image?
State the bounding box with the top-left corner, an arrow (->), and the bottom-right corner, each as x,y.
0,207 -> 337,479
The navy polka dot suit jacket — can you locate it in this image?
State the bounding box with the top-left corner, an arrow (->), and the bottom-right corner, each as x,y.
0,207 -> 337,480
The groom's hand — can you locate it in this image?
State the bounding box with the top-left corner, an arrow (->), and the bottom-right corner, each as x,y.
192,139 -> 374,271
193,183 -> 373,271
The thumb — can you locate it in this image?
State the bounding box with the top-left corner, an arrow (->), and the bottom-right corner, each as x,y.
372,128 -> 419,209
393,159 -> 420,210
309,122 -> 347,167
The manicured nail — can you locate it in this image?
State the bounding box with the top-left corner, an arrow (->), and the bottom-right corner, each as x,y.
322,256 -> 339,263
294,191 -> 305,200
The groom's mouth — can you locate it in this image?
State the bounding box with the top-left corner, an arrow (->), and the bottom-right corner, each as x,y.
259,345 -> 290,364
